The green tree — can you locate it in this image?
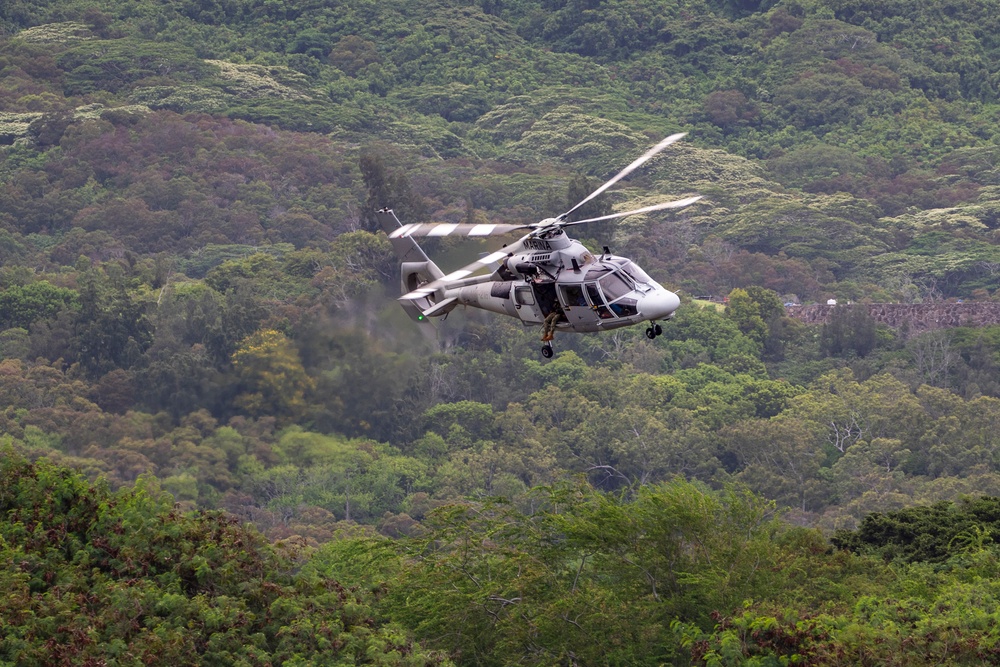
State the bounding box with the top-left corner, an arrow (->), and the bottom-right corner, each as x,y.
831,496 -> 1000,563
0,447 -> 444,665
287,28 -> 332,60
788,370 -> 925,451
338,479 -> 781,666
820,304 -> 878,357
0,281 -> 79,329
723,418 -> 826,511
73,265 -> 153,377
725,287 -> 768,347
328,35 -> 381,75
725,286 -> 786,357
564,173 -> 613,239
231,328 -> 314,423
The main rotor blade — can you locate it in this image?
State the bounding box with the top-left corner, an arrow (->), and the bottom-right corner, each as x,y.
561,132 -> 687,220
562,195 -> 703,226
390,222 -> 530,239
400,233 -> 532,300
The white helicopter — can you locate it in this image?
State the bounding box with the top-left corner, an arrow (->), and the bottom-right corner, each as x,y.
375,133 -> 702,358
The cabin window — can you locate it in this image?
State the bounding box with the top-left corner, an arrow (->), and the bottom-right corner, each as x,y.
562,285 -> 587,307
514,286 -> 535,306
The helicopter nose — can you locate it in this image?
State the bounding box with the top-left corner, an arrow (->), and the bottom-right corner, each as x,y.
639,289 -> 680,320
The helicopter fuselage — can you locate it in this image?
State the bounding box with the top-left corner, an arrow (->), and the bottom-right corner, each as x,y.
374,130 -> 698,355
442,230 -> 680,333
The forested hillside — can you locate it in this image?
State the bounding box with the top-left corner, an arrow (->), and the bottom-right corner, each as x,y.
7,0 -> 1000,664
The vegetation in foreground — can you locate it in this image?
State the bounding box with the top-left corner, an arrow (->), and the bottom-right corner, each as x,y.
0,448 -> 444,666
10,449 -> 1000,665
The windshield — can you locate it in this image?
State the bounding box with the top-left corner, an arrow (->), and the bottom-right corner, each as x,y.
620,262 -> 653,286
599,271 -> 633,301
585,266 -> 612,281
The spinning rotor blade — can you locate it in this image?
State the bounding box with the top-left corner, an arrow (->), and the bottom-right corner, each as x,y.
561,132 -> 687,221
389,222 -> 530,239
562,195 -> 703,226
400,234 -> 530,300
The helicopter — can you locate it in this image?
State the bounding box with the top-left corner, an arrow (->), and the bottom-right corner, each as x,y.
375,133 -> 702,358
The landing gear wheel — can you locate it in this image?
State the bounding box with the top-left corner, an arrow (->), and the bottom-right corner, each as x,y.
541,344 -> 554,358
654,323 -> 663,336
645,327 -> 656,340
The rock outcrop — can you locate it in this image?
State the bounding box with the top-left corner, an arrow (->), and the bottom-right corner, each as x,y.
786,303 -> 1000,333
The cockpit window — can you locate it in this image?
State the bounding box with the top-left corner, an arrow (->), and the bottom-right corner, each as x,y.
621,262 -> 653,285
600,271 -> 633,300
585,266 -> 612,281
609,298 -> 638,318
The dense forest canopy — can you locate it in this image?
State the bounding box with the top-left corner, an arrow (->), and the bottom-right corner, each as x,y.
6,0 -> 1000,664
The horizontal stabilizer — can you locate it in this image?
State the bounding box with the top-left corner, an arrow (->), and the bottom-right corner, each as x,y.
421,296 -> 459,318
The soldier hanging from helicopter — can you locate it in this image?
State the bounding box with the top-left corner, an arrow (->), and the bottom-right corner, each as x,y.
541,297 -> 564,342
530,274 -> 562,342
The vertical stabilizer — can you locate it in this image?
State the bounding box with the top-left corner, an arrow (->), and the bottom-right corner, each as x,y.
375,208 -> 447,321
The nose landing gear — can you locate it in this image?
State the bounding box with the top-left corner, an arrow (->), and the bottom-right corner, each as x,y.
645,322 -> 663,339
541,343 -> 554,358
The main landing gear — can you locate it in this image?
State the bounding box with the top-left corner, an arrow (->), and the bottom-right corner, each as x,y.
541,342 -> 554,358
645,322 -> 663,339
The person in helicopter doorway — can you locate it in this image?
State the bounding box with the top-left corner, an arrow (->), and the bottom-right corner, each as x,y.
541,298 -> 564,342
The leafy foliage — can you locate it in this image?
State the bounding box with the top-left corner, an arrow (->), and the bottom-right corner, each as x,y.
832,496 -> 1000,563
321,479 -> 782,667
0,447 -> 444,665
